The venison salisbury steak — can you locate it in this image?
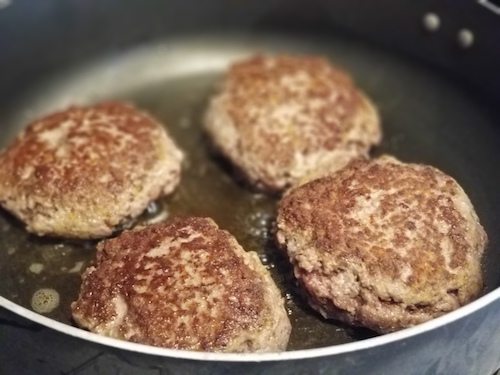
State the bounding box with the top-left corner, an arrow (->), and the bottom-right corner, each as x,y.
276,156 -> 487,333
72,217 -> 291,352
0,102 -> 183,239
204,54 -> 381,192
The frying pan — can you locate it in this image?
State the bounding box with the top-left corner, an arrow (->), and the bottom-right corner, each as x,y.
1,0 -> 500,374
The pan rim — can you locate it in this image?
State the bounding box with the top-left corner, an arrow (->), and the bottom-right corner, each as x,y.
1,287 -> 499,361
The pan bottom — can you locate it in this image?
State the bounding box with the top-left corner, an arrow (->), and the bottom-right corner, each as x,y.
1,33 -> 499,351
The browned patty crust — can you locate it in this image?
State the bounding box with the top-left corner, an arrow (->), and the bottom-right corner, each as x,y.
204,55 -> 381,192
276,156 -> 487,333
72,217 -> 291,352
0,102 -> 183,239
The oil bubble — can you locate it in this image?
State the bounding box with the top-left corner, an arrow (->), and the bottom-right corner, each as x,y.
31,288 -> 60,314
29,263 -> 44,274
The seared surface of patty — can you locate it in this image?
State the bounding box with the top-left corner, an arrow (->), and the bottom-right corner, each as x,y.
204,55 -> 381,192
0,102 -> 183,239
72,217 -> 291,352
276,156 -> 487,333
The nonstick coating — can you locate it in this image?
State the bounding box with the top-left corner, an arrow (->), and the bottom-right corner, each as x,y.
1,33 -> 499,351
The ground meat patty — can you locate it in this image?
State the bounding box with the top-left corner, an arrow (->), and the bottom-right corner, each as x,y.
71,217 -> 291,352
276,155 -> 487,333
204,54 -> 381,192
0,102 -> 183,239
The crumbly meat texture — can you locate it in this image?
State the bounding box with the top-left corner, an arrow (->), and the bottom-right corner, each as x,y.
204,55 -> 381,192
71,217 -> 291,352
276,156 -> 487,333
0,102 -> 183,239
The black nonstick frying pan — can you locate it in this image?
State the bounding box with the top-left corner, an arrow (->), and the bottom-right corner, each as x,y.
1,1 -> 499,374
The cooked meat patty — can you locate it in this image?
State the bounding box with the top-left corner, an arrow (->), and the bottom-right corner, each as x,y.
71,217 -> 291,352
276,156 -> 487,333
204,55 -> 381,192
0,102 -> 183,239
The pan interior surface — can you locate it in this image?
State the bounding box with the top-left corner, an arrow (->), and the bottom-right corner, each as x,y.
0,33 -> 499,351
